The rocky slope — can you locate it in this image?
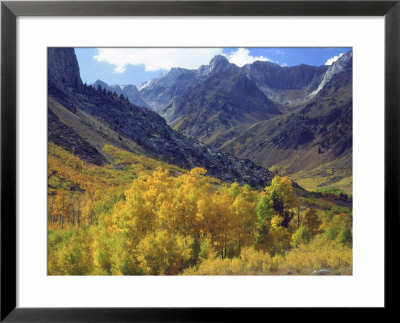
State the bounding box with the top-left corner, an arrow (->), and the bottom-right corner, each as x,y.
138,68 -> 198,112
48,48 -> 274,188
162,72 -> 281,146
308,51 -> 353,98
242,61 -> 328,106
220,59 -> 352,176
48,106 -> 108,166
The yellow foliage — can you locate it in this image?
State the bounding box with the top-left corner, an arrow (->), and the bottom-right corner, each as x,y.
271,215 -> 283,229
184,247 -> 282,275
184,237 -> 351,275
48,229 -> 94,275
136,230 -> 192,275
48,144 -> 352,275
284,236 -> 352,274
266,176 -> 298,210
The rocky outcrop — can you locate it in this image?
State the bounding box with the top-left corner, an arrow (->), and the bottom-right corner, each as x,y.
48,48 -> 83,93
312,269 -> 331,275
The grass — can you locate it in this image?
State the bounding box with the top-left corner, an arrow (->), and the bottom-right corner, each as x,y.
287,154 -> 352,195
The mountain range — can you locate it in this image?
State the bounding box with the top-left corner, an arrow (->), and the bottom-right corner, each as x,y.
48,48 -> 273,188
138,50 -> 351,191
49,48 -> 352,192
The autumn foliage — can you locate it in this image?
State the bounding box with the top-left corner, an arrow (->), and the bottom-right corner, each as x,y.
48,143 -> 352,275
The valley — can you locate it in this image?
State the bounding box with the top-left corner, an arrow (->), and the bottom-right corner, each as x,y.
94,50 -> 352,193
47,47 -> 352,275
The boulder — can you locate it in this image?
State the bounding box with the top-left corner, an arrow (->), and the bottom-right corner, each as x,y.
312,269 -> 331,275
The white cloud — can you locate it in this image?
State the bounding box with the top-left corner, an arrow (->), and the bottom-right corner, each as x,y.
325,53 -> 344,65
94,48 -> 224,73
223,48 -> 272,67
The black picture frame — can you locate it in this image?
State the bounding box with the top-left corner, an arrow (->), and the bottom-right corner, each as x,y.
1,0 -> 399,321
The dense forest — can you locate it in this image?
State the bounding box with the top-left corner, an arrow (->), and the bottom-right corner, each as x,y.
48,143 -> 352,275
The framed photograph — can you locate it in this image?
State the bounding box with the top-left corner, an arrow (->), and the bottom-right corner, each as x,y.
1,0 -> 399,320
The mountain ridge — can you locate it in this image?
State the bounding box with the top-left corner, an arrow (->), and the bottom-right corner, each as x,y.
92,80 -> 150,109
48,48 -> 274,188
137,53 -> 345,111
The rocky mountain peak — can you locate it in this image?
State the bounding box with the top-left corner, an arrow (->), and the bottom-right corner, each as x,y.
197,55 -> 239,79
209,54 -> 230,67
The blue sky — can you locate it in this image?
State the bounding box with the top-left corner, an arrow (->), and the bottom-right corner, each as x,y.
75,47 -> 351,87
